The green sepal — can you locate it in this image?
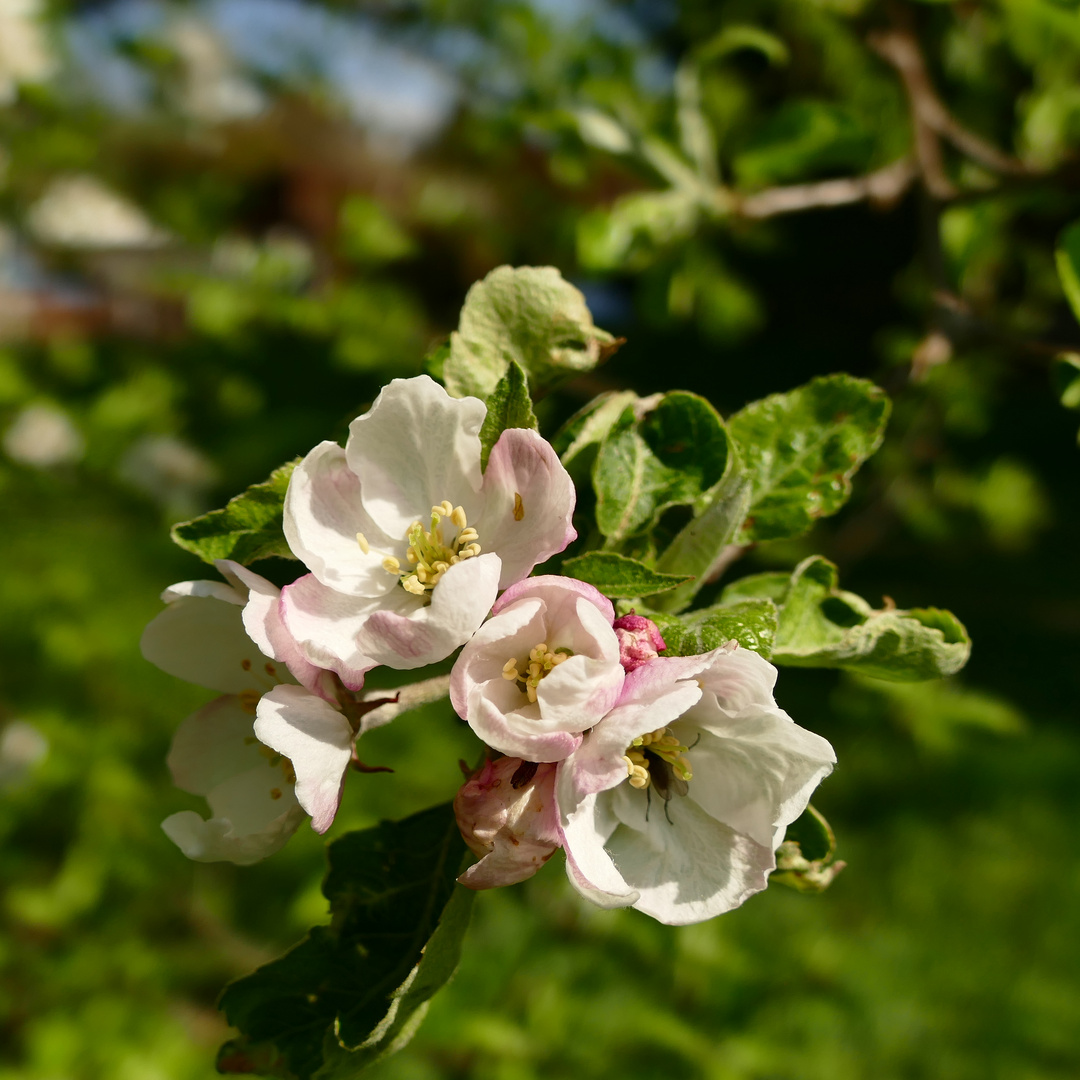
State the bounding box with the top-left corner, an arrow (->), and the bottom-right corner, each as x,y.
217,803 -> 473,1080
561,551 -> 693,599
728,374 -> 889,544
773,805 -> 845,894
170,459 -> 299,566
478,359 -> 539,470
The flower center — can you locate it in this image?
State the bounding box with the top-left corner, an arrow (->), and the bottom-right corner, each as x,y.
358,501 -> 481,598
621,726 -> 693,791
501,641 -> 571,703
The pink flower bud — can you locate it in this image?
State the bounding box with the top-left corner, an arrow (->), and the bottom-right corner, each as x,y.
612,612 -> 667,672
453,757 -> 560,890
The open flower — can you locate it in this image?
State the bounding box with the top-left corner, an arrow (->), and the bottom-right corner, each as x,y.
454,757 -> 560,889
281,375 -> 576,674
557,644 -> 836,925
141,560 -> 360,859
449,576 -> 624,762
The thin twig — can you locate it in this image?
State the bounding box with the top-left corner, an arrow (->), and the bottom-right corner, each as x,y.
738,158 -> 917,219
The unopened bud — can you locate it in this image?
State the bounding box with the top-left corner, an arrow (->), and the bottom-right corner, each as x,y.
612,612 -> 667,672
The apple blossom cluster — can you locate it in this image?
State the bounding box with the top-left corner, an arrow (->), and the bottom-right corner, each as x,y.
143,375 -> 835,924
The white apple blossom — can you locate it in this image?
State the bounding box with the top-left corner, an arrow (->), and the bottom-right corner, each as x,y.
449,576 -> 624,762
280,375 -> 576,675
557,644 -> 836,925
141,560 -> 360,859
453,757 -> 560,889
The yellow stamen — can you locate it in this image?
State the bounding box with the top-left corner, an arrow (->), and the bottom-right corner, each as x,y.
356,532 -> 370,554
513,492 -> 524,521
402,576 -> 426,595
451,506 -> 467,529
382,556 -> 401,574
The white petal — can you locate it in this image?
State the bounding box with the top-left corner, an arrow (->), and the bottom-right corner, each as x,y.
160,579 -> 245,605
345,375 -> 485,539
604,781 -> 776,925
141,594 -> 265,693
698,647 -> 780,713
354,553 -> 501,669
255,685 -> 354,834
558,786 -> 639,908
683,706 -> 836,849
477,428 -> 577,589
280,575 -> 379,690
284,440 -> 398,598
166,695 -> 264,796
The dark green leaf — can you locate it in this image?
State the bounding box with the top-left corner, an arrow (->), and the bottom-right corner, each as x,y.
170,460 -> 298,566
771,556 -> 971,681
478,359 -> 538,470
562,552 -> 693,598
593,393 -> 729,545
218,804 -> 473,1080
443,265 -> 616,399
728,375 -> 889,544
647,597 -> 778,659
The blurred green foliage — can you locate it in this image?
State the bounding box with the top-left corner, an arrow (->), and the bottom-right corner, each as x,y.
1,0 -> 1079,1077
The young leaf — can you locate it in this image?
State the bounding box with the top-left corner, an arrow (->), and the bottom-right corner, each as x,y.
217,803 -> 473,1080
552,389 -> 641,472
728,375 -> 889,544
649,470 -> 752,613
171,460 -> 299,566
443,265 -> 617,399
561,552 -> 693,598
646,597 -> 778,659
771,556 -> 970,681
478,359 -> 538,470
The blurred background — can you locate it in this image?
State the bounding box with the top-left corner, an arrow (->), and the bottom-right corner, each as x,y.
1,0 -> 1079,1077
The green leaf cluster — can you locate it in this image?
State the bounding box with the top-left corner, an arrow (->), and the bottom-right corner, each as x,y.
218,804 -> 473,1080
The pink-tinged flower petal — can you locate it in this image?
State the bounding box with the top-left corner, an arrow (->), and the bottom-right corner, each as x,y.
613,613 -> 667,672
698,644 -> 779,713
284,441 -> 397,599
141,593 -> 266,694
454,758 -> 560,889
603,781 -> 776,925
478,428 -> 577,589
493,574 -> 614,622
346,375 -> 485,539
452,576 -> 623,761
353,553 -> 502,669
219,560 -> 341,702
561,679 -> 703,800
254,685 -> 354,835
280,574 -> 380,690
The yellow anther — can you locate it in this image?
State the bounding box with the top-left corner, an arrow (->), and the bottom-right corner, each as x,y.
513,492 -> 524,521
356,532 -> 370,554
502,658 -> 518,674
440,500 -> 454,517
451,506 -> 467,529
457,527 -> 479,544
415,566 -> 428,582
526,684 -> 538,703
270,788 -> 282,800
382,556 -> 401,574
462,543 -> 481,558
406,549 -> 418,564
402,575 -> 426,595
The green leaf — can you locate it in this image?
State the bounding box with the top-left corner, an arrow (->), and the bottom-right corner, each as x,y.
1055,220 -> 1080,325
719,571 -> 792,605
773,805 -> 845,894
478,359 -> 538,470
1052,353 -> 1080,445
218,804 -> 473,1080
562,552 -> 693,598
646,597 -> 778,659
170,460 -> 299,566
593,393 -> 729,545
577,190 -> 702,272
552,389 -> 640,473
443,265 -> 616,399
728,374 -> 889,544
771,556 -> 971,681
